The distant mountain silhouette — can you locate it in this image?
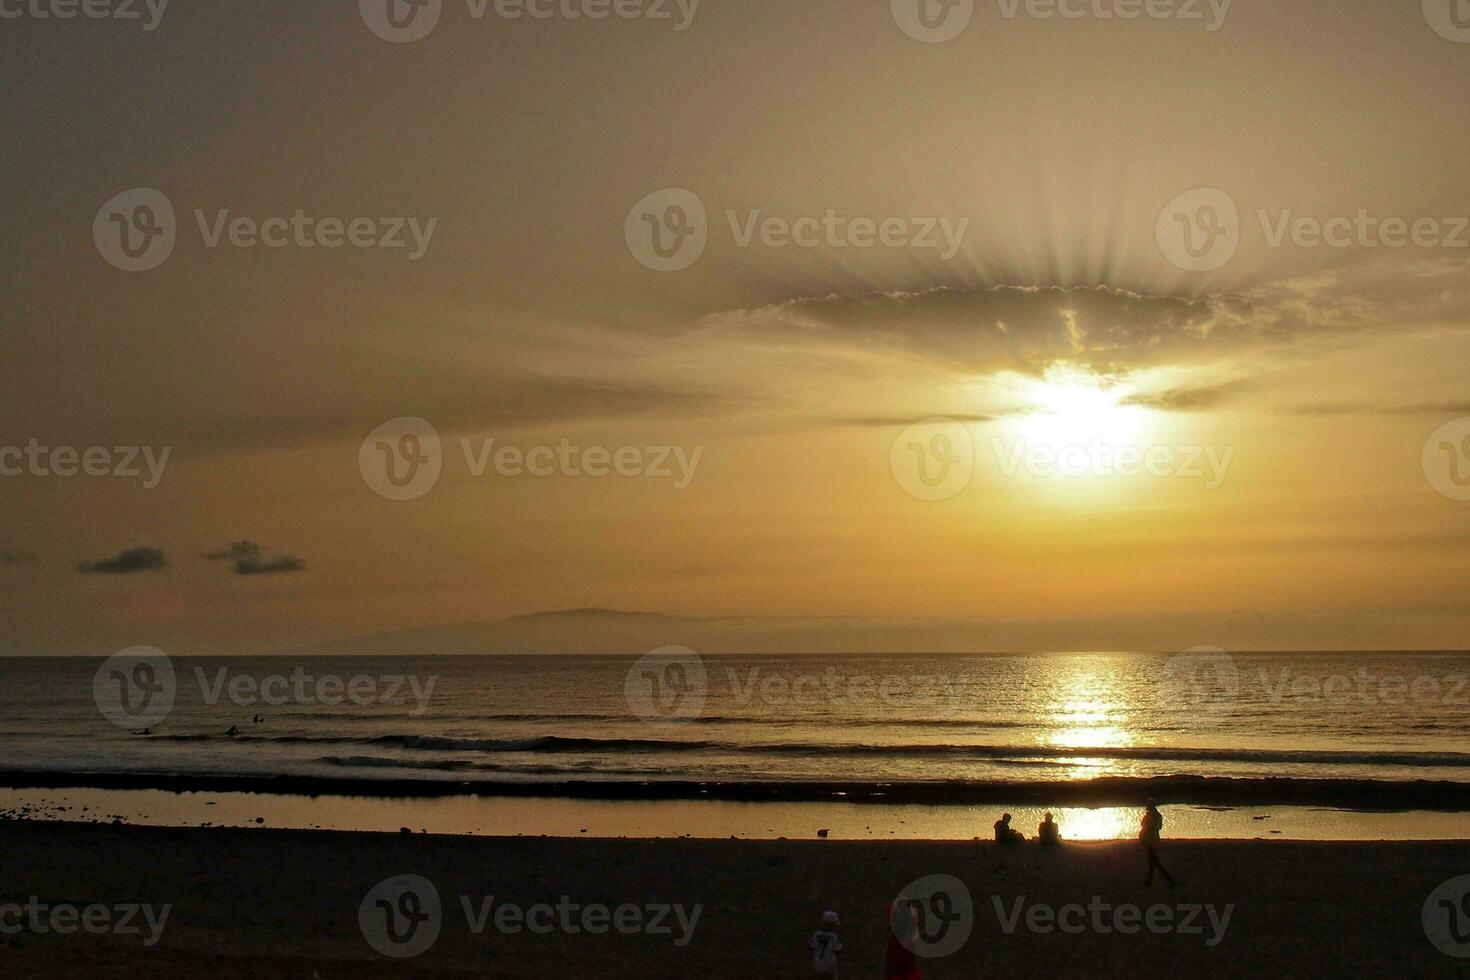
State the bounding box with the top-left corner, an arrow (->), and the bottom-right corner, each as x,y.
271,607 -> 966,657
262,607 -> 1450,657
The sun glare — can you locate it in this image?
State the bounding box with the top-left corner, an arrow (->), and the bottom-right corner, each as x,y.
1008,364 -> 1152,451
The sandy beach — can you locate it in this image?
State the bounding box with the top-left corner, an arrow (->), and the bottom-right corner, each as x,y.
1,819 -> 1465,977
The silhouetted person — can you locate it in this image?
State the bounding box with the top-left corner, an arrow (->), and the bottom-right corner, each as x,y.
253,714 -> 264,723
994,812 -> 1024,845
810,909 -> 841,977
225,725 -> 239,737
1038,811 -> 1061,846
886,901 -> 923,980
1140,799 -> 1177,885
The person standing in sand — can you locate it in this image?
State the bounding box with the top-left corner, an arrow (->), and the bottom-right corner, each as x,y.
810,910 -> 842,978
1140,799 -> 1177,885
886,901 -> 923,980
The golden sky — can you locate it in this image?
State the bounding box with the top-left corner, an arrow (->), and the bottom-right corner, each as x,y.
2,0 -> 1469,653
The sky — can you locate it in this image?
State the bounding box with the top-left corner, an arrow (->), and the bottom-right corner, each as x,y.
2,0 -> 1469,654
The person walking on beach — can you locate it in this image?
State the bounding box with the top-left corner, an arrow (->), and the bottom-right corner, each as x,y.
1140,799 -> 1177,885
1037,811 -> 1061,846
810,910 -> 842,978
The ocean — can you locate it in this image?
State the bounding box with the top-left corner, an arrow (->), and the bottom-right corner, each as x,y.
3,651 -> 1469,799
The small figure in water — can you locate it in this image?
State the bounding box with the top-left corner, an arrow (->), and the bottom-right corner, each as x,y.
133,727 -> 152,736
1037,811 -> 1061,846
225,725 -> 240,737
1140,799 -> 1177,885
252,714 -> 264,723
993,812 -> 1024,845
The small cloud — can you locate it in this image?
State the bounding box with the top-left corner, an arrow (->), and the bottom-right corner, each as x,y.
832,413 -> 997,428
205,540 -> 305,576
1,550 -> 38,566
1286,399 -> 1470,417
1122,381 -> 1255,413
77,547 -> 167,575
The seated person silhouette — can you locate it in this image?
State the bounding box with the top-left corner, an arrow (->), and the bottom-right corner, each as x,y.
993,812 -> 1025,845
1038,811 -> 1061,846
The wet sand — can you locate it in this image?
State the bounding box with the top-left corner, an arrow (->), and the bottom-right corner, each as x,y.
9,784 -> 1470,840
0,820 -> 1465,977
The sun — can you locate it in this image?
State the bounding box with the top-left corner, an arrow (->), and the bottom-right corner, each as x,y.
1008,364 -> 1150,450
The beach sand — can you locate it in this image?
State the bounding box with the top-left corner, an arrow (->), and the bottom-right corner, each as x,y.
1,819 -> 1465,977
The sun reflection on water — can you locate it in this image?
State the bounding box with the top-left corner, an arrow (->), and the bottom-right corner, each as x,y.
1046,807 -> 1136,841
1041,664 -> 1137,778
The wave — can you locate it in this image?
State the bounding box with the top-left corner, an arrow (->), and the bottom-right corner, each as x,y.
318,755 -> 670,777
147,731 -> 1470,768
259,712 -> 1035,729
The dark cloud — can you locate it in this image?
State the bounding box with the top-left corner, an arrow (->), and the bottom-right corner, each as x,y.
77,547 -> 167,575
703,284 -> 1227,375
1286,400 -> 1470,417
700,260 -> 1470,376
1122,381 -> 1258,413
205,541 -> 305,576
1,550 -> 39,566
831,414 -> 998,428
